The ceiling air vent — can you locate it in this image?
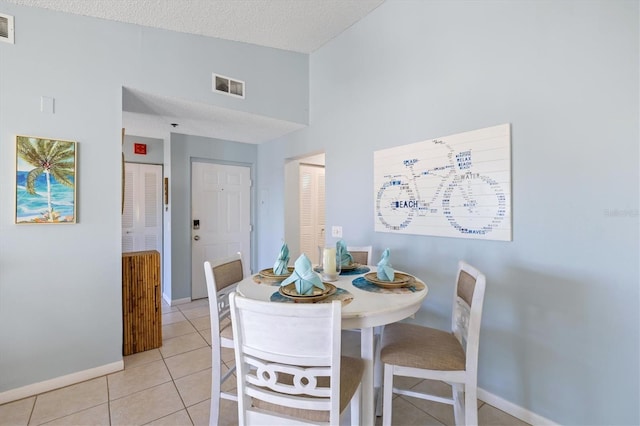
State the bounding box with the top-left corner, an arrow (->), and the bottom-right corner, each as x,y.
213,73 -> 245,99
0,13 -> 14,44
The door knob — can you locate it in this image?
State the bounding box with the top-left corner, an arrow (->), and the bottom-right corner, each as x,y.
194,235 -> 200,241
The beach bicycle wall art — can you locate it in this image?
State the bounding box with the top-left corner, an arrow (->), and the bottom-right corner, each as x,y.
374,124 -> 511,241
15,135 -> 77,224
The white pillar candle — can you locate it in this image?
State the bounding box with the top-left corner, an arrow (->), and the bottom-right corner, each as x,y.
323,247 -> 337,274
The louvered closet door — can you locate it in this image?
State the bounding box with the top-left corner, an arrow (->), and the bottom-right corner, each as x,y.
299,164 -> 325,264
122,163 -> 163,254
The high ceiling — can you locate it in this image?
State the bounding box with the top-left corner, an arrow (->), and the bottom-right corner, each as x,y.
6,0 -> 385,53
6,0 -> 385,143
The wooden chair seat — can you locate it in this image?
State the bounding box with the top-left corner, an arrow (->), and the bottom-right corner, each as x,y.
381,323 -> 466,371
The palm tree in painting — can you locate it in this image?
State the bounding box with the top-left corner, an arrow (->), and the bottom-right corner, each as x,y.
17,137 -> 75,222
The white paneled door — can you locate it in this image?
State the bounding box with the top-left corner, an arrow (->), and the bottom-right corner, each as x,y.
299,164 -> 325,264
191,161 -> 251,300
122,163 -> 163,254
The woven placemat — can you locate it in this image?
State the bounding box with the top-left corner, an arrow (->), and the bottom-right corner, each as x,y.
352,276 -> 425,294
340,266 -> 371,276
270,287 -> 354,306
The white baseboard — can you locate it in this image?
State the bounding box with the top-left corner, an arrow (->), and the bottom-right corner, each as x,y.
162,293 -> 191,306
478,387 -> 557,425
169,297 -> 192,306
0,360 -> 124,405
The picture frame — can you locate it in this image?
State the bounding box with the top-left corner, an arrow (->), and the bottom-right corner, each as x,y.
15,135 -> 77,224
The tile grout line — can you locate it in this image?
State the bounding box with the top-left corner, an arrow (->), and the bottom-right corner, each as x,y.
106,374 -> 112,426
161,301 -> 193,425
399,393 -> 448,426
163,307 -> 211,426
182,299 -> 221,425
151,346 -> 189,425
110,381 -> 178,425
26,377 -> 111,426
27,393 -> 36,426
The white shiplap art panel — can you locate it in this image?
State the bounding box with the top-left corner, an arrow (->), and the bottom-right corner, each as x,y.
374,124 -> 511,241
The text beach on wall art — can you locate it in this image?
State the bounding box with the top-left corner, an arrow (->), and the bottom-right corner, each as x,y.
15,135 -> 77,224
374,124 -> 511,241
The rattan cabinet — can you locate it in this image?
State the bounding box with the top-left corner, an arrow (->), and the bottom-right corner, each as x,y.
122,250 -> 162,355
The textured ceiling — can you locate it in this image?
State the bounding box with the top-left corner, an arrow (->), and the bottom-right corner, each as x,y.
6,0 -> 385,53
6,0 -> 385,143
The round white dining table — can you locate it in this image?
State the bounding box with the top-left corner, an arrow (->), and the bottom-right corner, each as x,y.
236,266 -> 428,425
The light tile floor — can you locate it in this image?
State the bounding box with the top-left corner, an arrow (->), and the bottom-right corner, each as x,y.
0,299 -> 531,426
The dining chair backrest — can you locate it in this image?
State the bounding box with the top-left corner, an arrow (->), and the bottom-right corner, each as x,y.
452,260 -> 486,374
229,292 -> 345,425
347,245 -> 372,265
203,252 -> 245,425
211,254 -> 245,292
204,253 -> 244,336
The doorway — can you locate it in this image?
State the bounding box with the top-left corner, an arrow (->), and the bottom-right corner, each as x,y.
122,162 -> 163,255
191,161 -> 251,300
299,163 -> 325,264
284,153 -> 325,264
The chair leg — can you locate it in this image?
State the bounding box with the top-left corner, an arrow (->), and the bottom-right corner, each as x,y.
465,383 -> 478,426
374,326 -> 384,417
452,382 -> 464,426
382,364 -> 394,426
350,382 -> 361,426
210,351 -> 222,426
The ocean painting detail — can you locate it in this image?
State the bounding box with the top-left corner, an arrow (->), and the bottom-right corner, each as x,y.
16,136 -> 77,224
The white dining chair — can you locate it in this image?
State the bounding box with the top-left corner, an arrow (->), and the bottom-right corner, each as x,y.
346,245 -> 373,265
203,253 -> 245,426
229,292 -> 364,425
380,260 -> 487,426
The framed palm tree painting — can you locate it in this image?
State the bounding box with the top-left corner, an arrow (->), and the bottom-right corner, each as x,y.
15,136 -> 77,224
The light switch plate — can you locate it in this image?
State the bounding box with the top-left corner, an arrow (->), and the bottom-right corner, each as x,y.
41,96 -> 54,114
331,226 -> 342,238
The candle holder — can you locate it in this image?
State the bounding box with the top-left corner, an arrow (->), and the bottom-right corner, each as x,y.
318,245 -> 342,282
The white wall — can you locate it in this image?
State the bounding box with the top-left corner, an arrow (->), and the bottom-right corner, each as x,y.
256,1 -> 639,424
0,2 -> 307,396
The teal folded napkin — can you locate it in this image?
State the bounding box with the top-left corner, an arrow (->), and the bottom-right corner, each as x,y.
377,248 -> 395,281
281,254 -> 325,295
336,239 -> 353,266
273,243 -> 290,275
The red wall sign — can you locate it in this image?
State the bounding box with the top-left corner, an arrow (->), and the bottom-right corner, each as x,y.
134,143 -> 147,155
